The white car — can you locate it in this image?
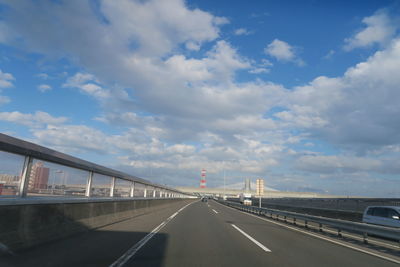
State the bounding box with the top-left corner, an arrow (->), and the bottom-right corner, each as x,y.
362,206 -> 400,228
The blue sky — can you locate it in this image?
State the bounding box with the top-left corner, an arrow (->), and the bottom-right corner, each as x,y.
1,0 -> 400,197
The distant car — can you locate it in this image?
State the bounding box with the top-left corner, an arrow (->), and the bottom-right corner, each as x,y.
201,197 -> 208,202
239,192 -> 252,206
362,206 -> 400,228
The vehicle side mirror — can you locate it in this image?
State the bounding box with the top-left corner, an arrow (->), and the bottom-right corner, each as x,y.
392,215 -> 399,220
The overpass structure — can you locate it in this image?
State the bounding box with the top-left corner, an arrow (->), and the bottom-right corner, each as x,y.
1,133 -> 399,266
175,186 -> 343,198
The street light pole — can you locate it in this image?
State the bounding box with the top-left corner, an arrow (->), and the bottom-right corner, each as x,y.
223,169 -> 226,197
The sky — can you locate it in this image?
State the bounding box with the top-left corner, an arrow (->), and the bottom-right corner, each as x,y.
0,0 -> 400,197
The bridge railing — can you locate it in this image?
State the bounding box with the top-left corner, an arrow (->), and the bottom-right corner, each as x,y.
221,200 -> 400,244
0,133 -> 194,203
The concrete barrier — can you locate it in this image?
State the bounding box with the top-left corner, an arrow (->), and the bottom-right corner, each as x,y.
0,198 -> 194,252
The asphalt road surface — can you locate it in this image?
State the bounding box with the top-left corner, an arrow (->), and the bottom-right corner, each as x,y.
1,199 -> 399,267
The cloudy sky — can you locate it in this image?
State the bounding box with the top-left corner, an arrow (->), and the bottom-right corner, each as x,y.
0,0 -> 400,197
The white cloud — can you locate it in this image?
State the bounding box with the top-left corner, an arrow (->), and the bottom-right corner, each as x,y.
0,69 -> 15,88
0,111 -> 68,128
2,2 -> 400,195
260,59 -> 273,67
0,95 -> 10,105
264,39 -> 304,66
37,84 -> 52,93
279,37 -> 400,151
234,28 -> 252,36
32,124 -> 110,154
323,49 -> 335,59
185,41 -> 201,51
63,72 -> 109,99
249,58 -> 273,74
36,73 -> 49,80
95,112 -> 157,129
100,0 -> 227,57
265,39 -> 293,60
344,9 -> 397,51
0,70 -> 14,106
63,73 -> 97,87
1,0 -> 226,58
296,154 -> 400,176
249,68 -> 269,74
296,155 -> 382,174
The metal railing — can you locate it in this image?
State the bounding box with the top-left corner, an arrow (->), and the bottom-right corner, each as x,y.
259,198 -> 400,212
0,133 -> 194,203
221,200 -> 400,244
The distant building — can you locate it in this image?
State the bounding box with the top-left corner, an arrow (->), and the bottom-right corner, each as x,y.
256,178 -> 264,197
0,174 -> 21,196
28,162 -> 49,191
0,174 -> 20,183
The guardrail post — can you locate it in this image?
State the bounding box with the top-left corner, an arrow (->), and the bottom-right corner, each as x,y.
363,233 -> 368,244
85,171 -> 93,197
337,229 -> 342,238
305,220 -> 308,229
319,223 -> 323,232
19,155 -> 33,197
293,218 -> 297,226
284,216 -> 287,223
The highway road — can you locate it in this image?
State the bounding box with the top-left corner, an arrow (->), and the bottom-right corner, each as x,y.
1,199 -> 399,267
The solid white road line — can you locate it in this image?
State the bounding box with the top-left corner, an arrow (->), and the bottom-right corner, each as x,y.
212,209 -> 218,214
231,224 -> 271,253
216,202 -> 400,265
109,202 -> 194,267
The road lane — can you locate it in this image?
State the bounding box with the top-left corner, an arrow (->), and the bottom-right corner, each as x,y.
211,200 -> 400,266
0,200 -> 194,267
2,199 -> 398,267
129,200 -> 280,266
128,200 -> 399,267
110,202 -> 194,267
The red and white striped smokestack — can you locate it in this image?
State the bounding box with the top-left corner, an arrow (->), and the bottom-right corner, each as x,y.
200,169 -> 206,188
